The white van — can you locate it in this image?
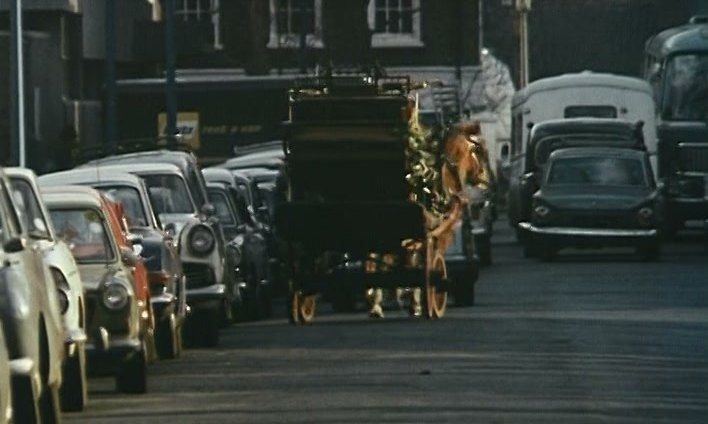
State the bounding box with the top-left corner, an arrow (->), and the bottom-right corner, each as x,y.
510,71 -> 658,173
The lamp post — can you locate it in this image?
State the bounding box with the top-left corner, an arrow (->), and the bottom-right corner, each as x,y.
10,0 -> 26,167
105,0 -> 117,153
165,0 -> 177,145
516,0 -> 532,88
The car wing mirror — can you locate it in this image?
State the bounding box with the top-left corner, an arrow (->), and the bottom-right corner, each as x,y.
3,237 -> 25,253
127,233 -> 143,245
120,246 -> 140,267
201,203 -> 216,218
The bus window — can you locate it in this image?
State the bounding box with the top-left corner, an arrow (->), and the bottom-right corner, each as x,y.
564,105 -> 618,118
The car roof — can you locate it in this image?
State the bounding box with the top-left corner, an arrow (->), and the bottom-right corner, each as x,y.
529,118 -> 644,141
37,167 -> 144,188
549,147 -> 648,160
40,185 -> 105,209
78,162 -> 183,176
202,167 -> 235,186
219,150 -> 284,170
5,167 -> 38,180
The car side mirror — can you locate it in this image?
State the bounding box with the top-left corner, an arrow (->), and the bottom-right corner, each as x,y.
120,246 -> 141,267
3,237 -> 25,253
163,222 -> 177,237
201,204 -> 216,217
126,233 -> 143,245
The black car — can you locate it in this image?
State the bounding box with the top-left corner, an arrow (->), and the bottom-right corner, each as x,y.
508,118 -> 646,242
519,147 -> 662,261
203,168 -> 273,319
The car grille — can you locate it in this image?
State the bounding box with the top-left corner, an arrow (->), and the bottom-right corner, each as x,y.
679,144 -> 708,173
84,293 -> 98,328
183,263 -> 215,289
549,210 -> 639,229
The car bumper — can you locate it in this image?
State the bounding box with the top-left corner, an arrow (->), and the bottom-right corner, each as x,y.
186,284 -> 227,312
519,222 -> 658,245
85,328 -> 142,374
64,328 -> 87,358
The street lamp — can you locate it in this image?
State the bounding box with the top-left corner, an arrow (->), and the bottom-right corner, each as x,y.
10,0 -> 26,167
516,0 -> 531,88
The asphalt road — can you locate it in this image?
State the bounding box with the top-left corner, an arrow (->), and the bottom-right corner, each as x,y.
66,223 -> 708,424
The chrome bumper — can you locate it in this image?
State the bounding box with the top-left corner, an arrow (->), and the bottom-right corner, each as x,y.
518,222 -> 657,238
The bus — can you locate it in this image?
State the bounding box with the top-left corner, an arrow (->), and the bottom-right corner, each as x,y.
644,15 -> 708,232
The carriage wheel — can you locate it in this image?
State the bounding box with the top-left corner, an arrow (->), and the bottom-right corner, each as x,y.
423,246 -> 448,319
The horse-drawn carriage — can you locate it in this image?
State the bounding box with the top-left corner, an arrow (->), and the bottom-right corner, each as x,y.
276,72 -> 488,323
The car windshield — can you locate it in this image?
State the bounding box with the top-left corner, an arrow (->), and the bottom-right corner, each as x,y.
49,208 -> 115,263
99,185 -> 148,227
547,156 -> 647,186
142,174 -> 195,214
207,190 -> 236,226
9,177 -> 51,239
663,53 -> 708,121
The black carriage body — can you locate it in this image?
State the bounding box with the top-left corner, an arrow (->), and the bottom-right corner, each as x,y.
277,76 -> 426,253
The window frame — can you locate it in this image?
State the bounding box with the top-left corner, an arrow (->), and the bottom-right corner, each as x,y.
267,0 -> 324,49
367,0 -> 424,48
174,0 -> 223,50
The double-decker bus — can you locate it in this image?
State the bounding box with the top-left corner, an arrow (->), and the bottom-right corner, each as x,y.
644,16 -> 708,232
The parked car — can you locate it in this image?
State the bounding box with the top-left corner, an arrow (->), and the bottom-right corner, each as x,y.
0,326 -> 12,424
80,161 -> 235,347
519,147 -> 662,261
219,148 -> 284,172
203,170 -> 271,319
41,185 -> 152,394
38,168 -> 186,360
508,118 -> 646,243
7,167 -> 88,411
0,167 -> 64,423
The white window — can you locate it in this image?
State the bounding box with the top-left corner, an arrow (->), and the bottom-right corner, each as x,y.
175,0 -> 222,49
268,0 -> 324,49
368,0 -> 423,48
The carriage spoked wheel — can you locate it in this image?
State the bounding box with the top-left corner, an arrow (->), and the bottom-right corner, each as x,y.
288,280 -> 317,324
423,242 -> 448,319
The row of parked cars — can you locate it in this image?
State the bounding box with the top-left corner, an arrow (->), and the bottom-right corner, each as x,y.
0,145 -> 285,422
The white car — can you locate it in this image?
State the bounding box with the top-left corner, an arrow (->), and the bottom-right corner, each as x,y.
7,168 -> 88,412
0,326 -> 12,424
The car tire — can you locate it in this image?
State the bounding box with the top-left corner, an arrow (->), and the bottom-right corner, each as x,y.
60,343 -> 87,412
155,312 -> 180,360
115,343 -> 147,394
476,234 -> 492,266
637,243 -> 661,262
38,330 -> 60,424
454,288 -> 475,306
258,285 -> 273,319
11,373 -> 40,424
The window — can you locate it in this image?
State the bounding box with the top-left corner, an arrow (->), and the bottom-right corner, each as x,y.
564,106 -> 618,119
9,177 -> 51,240
175,0 -> 222,49
368,0 -> 423,48
268,0 -> 324,49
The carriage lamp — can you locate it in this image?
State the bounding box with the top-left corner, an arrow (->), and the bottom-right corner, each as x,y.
188,225 -> 216,256
103,282 -> 129,310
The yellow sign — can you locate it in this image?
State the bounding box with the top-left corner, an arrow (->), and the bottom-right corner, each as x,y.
157,111 -> 200,150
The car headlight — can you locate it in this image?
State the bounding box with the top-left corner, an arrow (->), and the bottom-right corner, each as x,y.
637,206 -> 654,227
103,283 -> 129,310
189,225 -> 216,256
534,205 -> 550,218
